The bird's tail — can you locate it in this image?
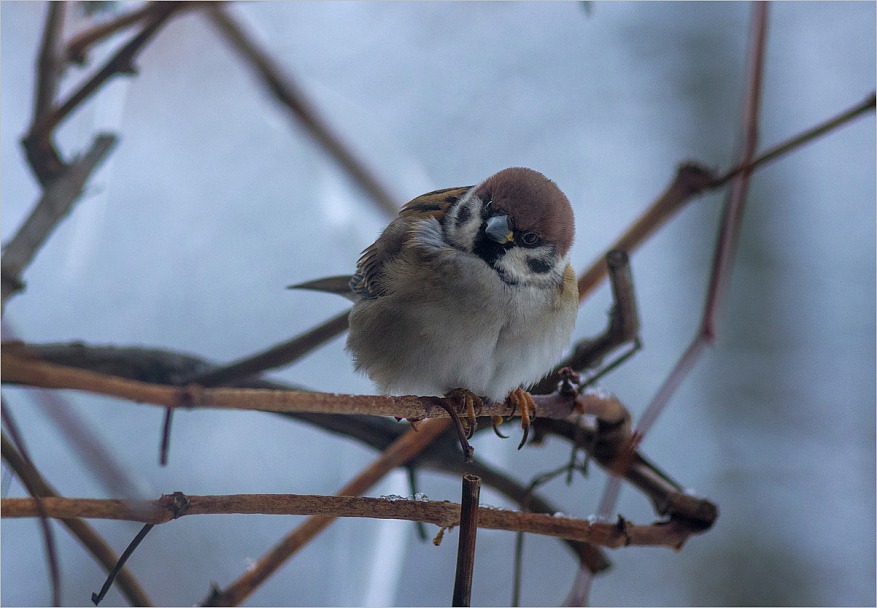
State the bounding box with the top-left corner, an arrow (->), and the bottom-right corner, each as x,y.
287,275 -> 356,301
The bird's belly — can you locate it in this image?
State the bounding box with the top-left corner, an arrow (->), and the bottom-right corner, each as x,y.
347,285 -> 573,402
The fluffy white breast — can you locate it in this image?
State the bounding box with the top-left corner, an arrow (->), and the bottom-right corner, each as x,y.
347,217 -> 577,402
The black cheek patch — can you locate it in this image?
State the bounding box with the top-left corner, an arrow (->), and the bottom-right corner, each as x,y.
455,203 -> 471,228
527,257 -> 553,274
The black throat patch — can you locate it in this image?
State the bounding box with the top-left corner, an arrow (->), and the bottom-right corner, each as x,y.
472,228 -> 515,283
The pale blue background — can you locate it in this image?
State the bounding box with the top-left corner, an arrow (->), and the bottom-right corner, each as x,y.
2,2 -> 874,606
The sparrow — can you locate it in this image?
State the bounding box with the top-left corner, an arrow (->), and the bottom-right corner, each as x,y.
293,167 -> 578,448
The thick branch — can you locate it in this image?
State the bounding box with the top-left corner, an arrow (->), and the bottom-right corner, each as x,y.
2,351 -> 597,421
2,494 -> 709,551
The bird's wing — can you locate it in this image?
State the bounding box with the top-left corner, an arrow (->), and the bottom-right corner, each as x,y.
351,185 -> 472,299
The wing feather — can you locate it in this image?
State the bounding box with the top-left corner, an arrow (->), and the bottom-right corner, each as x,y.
351,185 -> 472,298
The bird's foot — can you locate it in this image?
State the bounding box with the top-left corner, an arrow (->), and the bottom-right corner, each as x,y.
437,388 -> 484,462
505,388 -> 537,450
446,388 -> 484,439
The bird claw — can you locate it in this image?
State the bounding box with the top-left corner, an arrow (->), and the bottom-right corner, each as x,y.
440,388 -> 485,462
491,415 -> 509,438
505,388 -> 537,450
447,388 -> 483,439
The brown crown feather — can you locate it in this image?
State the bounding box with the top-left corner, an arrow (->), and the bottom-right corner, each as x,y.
473,167 -> 575,257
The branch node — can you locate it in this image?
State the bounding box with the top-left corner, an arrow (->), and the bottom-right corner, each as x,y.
160,491 -> 190,519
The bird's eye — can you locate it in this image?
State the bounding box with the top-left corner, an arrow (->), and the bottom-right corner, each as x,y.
482,197 -> 493,214
520,232 -> 541,247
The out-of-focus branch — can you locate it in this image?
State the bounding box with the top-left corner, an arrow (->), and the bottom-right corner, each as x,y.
1,435 -> 152,607
1,407 -> 61,606
203,5 -> 400,217
66,2 -> 205,64
1,134 -> 117,309
576,163 -> 717,302
185,309 -> 351,386
575,90 -> 876,305
712,91 -> 876,188
23,2 -> 181,184
2,493 -> 712,551
571,4 -> 770,606
34,2 -> 67,121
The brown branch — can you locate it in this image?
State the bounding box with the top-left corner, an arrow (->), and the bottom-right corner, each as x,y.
34,1 -> 67,121
575,90 -> 876,305
203,5 -> 400,217
576,163 -> 718,302
453,474 -> 481,607
2,134 -> 117,309
2,493 -> 711,551
185,309 -> 351,386
1,351 -> 592,421
1,435 -> 152,607
66,2 -> 205,65
2,342 -> 717,529
3,340 -> 721,586
23,2 -> 181,184
713,92 -> 876,188
1,407 -> 61,606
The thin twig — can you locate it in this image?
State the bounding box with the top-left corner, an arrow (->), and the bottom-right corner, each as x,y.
712,91 -> 876,188
1,435 -> 153,607
1,406 -> 61,606
575,90 -> 876,304
203,5 -> 400,216
2,134 -> 117,309
534,250 -> 640,395
2,493 -> 712,551
453,474 -> 481,607
91,524 -> 155,606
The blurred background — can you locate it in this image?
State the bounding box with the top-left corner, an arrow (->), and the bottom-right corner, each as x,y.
1,2 -> 874,606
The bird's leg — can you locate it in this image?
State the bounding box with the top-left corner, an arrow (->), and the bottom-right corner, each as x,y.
505,387 -> 537,450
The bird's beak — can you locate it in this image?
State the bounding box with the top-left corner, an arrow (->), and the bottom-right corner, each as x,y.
485,214 -> 514,244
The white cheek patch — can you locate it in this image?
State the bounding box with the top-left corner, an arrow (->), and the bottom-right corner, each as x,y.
443,193 -> 483,252
495,246 -> 564,288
